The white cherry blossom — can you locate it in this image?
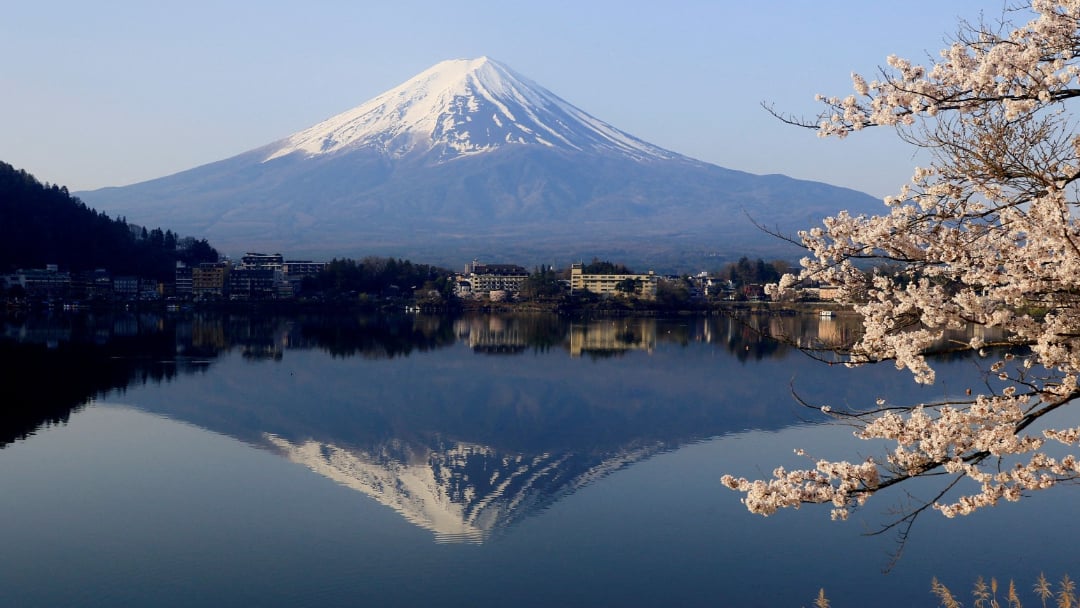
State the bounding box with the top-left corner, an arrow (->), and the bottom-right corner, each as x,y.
733,1 -> 1080,530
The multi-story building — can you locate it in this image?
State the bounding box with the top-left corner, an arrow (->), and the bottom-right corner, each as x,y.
281,260 -> 326,276
570,263 -> 657,299
460,262 -> 529,297
192,262 -> 229,299
67,269 -> 112,301
112,276 -> 140,299
239,252 -> 284,271
229,267 -> 278,300
13,265 -> 71,297
234,253 -> 326,299
175,262 -> 193,297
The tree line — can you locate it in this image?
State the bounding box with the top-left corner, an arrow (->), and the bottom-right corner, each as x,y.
301,257 -> 455,303
0,161 -> 219,281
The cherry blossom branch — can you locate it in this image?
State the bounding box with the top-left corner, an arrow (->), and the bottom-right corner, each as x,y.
726,2 -> 1080,540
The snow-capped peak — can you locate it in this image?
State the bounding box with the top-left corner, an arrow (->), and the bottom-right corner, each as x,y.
264,57 -> 679,163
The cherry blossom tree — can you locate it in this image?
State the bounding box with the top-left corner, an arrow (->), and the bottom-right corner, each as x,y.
722,1 -> 1080,534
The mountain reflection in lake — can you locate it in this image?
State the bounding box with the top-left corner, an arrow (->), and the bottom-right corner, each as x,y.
0,311 -> 1069,608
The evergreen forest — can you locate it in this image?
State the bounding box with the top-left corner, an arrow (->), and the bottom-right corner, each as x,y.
0,161 -> 219,280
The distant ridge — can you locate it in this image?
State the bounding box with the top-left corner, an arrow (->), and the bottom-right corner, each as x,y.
79,57 -> 884,270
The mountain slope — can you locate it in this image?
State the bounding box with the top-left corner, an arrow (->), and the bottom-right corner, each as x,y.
80,57 -> 883,268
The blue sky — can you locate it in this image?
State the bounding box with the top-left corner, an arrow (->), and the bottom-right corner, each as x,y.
2,0 -> 996,198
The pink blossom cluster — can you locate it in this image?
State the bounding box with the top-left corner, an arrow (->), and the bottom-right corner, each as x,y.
739,1 -> 1080,523
721,459 -> 879,521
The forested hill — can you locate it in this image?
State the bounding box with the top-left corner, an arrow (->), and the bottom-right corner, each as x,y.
0,161 -> 218,280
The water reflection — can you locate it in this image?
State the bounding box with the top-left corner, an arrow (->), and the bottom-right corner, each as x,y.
450,312 -> 867,359
263,433 -> 666,543
0,312 -> 208,446
1,310 -> 949,542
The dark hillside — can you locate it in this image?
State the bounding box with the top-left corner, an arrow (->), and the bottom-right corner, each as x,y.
0,161 -> 218,279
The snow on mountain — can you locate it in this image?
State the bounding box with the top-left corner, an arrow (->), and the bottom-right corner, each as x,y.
263,433 -> 666,544
78,56 -> 885,267
264,57 -> 680,163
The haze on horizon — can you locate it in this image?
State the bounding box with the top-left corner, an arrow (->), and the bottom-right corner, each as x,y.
1,1 -> 997,200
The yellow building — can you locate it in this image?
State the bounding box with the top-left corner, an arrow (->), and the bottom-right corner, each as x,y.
570,263 -> 657,299
192,262 -> 229,299
809,285 -> 842,301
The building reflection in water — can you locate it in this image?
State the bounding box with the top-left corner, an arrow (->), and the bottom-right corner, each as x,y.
568,318 -> 656,357
766,313 -> 860,352
455,315 -> 530,354
451,315 -> 665,357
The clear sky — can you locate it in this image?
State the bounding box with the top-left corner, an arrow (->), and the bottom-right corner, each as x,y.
2,0 -> 997,198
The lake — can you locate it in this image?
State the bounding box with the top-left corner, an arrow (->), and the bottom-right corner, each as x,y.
0,311 -> 1074,607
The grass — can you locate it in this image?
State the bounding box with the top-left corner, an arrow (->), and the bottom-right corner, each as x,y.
814,574 -> 1075,608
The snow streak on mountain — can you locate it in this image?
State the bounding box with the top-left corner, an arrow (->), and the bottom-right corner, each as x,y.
264,57 -> 681,163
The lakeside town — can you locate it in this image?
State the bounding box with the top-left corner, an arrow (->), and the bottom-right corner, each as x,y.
0,252 -> 842,313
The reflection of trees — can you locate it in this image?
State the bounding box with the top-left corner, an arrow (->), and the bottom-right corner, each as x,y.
0,312 -> 467,448
0,312 -> 206,446
0,310 -> 874,449
296,314 -> 457,358
717,316 -> 786,361
516,313 -> 568,351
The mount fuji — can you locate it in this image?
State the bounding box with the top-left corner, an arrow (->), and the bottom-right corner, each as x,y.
79,57 -> 881,268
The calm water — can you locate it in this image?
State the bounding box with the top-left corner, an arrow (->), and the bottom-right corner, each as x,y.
0,311 -> 1075,607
